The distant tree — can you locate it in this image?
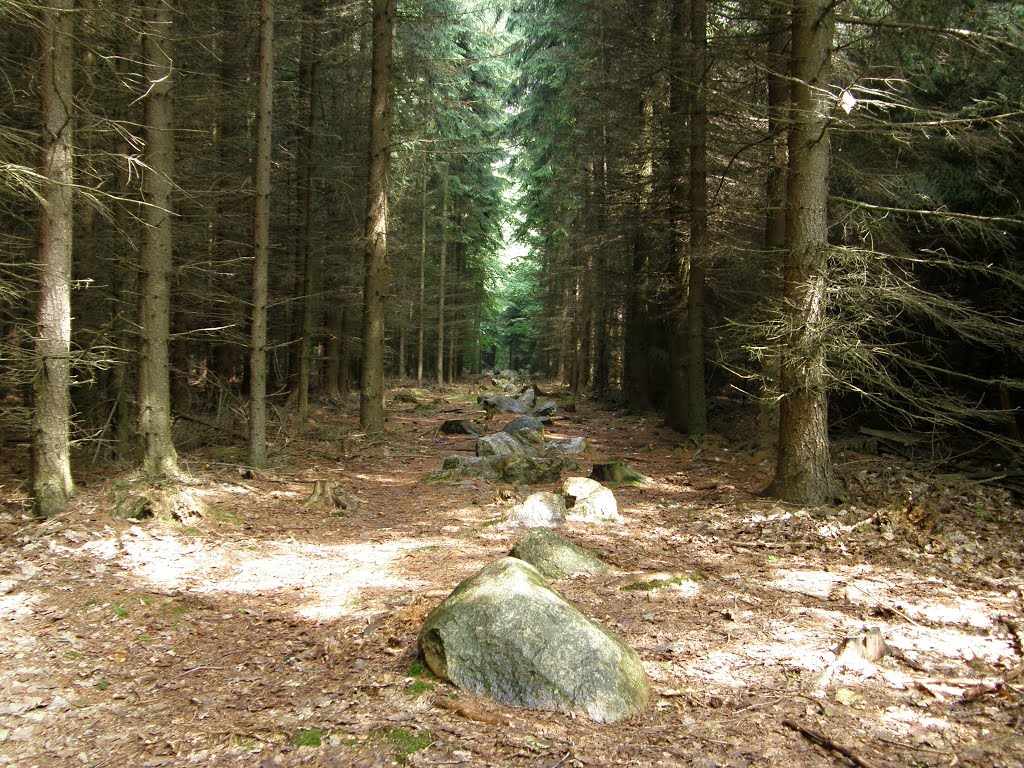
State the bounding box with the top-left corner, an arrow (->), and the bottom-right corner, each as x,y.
686,0 -> 708,436
31,0 -> 76,517
360,0 -> 397,432
249,0 -> 274,469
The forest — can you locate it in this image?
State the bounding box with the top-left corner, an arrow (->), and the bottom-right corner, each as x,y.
1,0 -> 1023,766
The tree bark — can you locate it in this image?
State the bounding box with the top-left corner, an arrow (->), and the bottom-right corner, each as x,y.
249,0 -> 274,469
625,94 -> 652,412
436,173 -> 449,389
32,0 -> 76,517
417,157 -> 428,385
758,6 -> 789,450
770,0 -> 836,504
686,0 -> 708,435
359,0 -> 396,432
295,1 -> 321,421
665,0 -> 690,432
139,0 -> 180,480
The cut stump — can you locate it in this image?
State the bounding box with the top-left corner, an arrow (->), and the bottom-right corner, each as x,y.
302,480 -> 360,513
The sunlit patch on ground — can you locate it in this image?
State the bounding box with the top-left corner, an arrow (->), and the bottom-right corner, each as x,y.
78,528 -> 440,620
0,590 -> 38,621
771,568 -> 848,598
1,384 -> 1022,766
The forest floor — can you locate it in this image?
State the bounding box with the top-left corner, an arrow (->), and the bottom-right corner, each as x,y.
1,381 -> 1023,768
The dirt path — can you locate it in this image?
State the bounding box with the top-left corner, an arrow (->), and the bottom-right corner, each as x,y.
1,384 -> 1022,767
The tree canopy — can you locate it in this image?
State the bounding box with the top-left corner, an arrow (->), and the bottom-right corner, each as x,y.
1,0 -> 1022,512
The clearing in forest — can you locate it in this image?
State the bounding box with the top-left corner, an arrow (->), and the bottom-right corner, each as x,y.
1,384 -> 1022,767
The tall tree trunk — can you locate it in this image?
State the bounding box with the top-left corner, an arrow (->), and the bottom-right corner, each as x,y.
359,0 -> 396,432
106,20 -> 138,460
436,174 -> 449,388
295,2 -> 321,422
686,0 -> 708,435
417,158 -> 427,385
771,0 -> 836,504
625,93 -> 652,412
138,0 -> 180,480
249,0 -> 274,468
557,271 -> 570,385
759,6 -> 789,449
665,0 -> 690,432
32,0 -> 76,516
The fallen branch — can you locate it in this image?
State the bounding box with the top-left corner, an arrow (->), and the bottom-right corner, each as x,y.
782,719 -> 882,768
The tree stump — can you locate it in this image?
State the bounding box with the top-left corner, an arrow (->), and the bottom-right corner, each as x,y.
590,461 -> 650,485
441,419 -> 481,436
302,480 -> 360,514
834,627 -> 890,663
112,484 -> 207,524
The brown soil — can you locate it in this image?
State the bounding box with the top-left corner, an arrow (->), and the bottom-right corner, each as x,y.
2,383 -> 1023,767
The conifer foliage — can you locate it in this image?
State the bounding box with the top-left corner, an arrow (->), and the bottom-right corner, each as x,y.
1,0 -> 1021,511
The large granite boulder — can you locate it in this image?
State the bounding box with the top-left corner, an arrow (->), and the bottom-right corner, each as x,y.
509,529 -> 609,579
509,492 -> 565,527
477,431 -> 539,458
478,395 -> 530,417
418,558 -> 649,723
499,455 -> 566,484
563,477 -> 622,523
441,456 -> 501,481
533,400 -> 558,418
502,416 -> 547,447
440,455 -> 567,485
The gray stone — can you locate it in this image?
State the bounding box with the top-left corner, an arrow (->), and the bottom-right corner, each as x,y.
418,558 -> 649,722
546,437 -> 587,456
518,387 -> 537,408
478,395 -> 530,416
563,477 -> 622,523
510,529 -> 609,579
533,400 -> 558,417
502,416 -> 547,447
441,455 -> 567,485
441,456 -> 501,481
498,456 -> 566,485
477,432 -> 538,458
509,492 -> 565,527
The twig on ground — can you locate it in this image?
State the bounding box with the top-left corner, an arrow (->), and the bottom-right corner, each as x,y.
783,719 -> 883,768
179,666 -> 226,676
997,614 -> 1024,660
844,582 -> 922,627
